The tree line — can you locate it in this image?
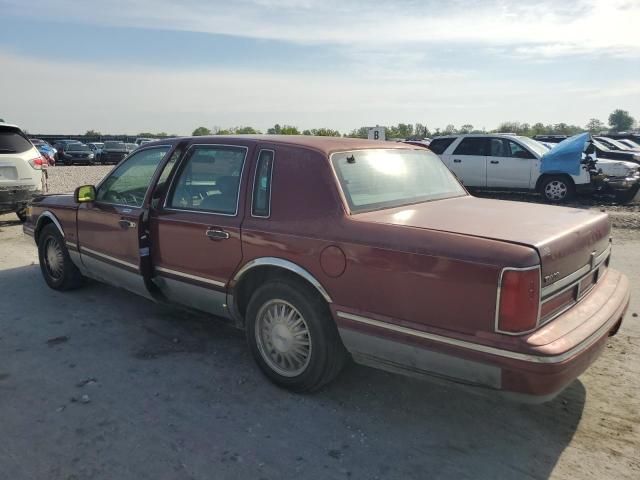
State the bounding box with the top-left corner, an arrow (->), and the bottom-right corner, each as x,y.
72,108 -> 636,140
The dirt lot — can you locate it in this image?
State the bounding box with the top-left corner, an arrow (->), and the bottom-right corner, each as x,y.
0,167 -> 639,480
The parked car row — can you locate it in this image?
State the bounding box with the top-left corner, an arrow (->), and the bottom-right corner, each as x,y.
23,135 -> 630,402
420,133 -> 639,203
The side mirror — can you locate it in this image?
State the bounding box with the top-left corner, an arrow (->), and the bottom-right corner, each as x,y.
75,185 -> 96,203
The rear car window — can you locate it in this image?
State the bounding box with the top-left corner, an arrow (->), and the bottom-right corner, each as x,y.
428,137 -> 456,155
252,149 -> 274,217
453,137 -> 488,156
332,149 -> 466,213
0,127 -> 33,154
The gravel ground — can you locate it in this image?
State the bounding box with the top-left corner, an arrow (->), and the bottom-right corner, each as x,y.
45,165 -> 113,194
43,165 -> 640,229
0,216 -> 638,480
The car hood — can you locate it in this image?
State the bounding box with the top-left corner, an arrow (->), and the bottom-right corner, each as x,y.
355,195 -> 610,287
540,132 -> 593,176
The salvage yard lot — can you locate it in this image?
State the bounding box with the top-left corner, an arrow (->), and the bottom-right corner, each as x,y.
0,168 -> 639,480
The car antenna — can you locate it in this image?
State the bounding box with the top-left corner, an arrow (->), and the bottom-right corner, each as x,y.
347,155 -> 356,164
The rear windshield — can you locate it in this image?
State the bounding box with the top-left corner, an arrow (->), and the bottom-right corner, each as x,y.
0,127 -> 33,154
332,149 -> 466,213
104,142 -> 126,149
428,137 -> 456,154
67,144 -> 91,151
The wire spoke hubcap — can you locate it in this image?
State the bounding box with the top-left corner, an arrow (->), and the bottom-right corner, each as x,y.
255,299 -> 312,377
44,237 -> 64,279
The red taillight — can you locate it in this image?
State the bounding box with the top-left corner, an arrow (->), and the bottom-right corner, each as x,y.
497,267 -> 540,334
28,156 -> 46,169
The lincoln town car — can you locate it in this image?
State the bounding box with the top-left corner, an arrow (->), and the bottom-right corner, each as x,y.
23,136 -> 630,401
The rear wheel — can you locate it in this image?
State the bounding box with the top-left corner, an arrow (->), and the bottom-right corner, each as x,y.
246,279 -> 348,392
37,224 -> 84,290
540,175 -> 575,203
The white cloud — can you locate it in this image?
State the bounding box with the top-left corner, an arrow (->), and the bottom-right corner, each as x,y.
2,49 -> 638,134
4,0 -> 640,56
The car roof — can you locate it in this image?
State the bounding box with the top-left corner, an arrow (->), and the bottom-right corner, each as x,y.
141,135 -> 419,156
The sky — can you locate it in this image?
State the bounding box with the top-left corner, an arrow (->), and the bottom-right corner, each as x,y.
1,0 -> 639,135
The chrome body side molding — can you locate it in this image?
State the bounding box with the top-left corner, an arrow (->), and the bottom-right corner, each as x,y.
232,257 -> 332,303
36,210 -> 65,238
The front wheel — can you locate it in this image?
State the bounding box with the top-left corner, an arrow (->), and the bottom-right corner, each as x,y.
540,175 -> 575,203
246,280 -> 348,392
37,224 -> 84,290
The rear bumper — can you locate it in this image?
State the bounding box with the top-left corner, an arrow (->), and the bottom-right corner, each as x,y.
0,186 -> 41,212
335,268 -> 630,402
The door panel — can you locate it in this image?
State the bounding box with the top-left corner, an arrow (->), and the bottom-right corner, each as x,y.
449,137 -> 489,187
486,138 -> 534,188
76,146 -> 171,299
150,144 -> 249,316
77,203 -> 151,298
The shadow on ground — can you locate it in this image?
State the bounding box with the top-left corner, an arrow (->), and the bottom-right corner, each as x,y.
0,264 -> 585,480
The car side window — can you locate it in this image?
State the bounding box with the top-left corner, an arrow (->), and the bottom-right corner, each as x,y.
96,146 -> 170,207
452,138 -> 487,156
428,138 -> 456,155
252,149 -> 274,217
507,141 -> 535,159
489,138 -> 507,157
168,145 -> 246,215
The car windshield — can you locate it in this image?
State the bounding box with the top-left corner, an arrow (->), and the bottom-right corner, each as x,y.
104,142 -> 126,149
602,138 -> 632,150
592,139 -> 612,152
332,149 -> 466,213
67,144 -> 91,152
517,137 -> 549,157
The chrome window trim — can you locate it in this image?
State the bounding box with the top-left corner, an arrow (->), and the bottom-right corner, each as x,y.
155,266 -> 226,288
80,246 -> 139,270
94,145 -> 173,207
37,211 -> 65,238
233,257 -> 332,303
250,149 -> 275,219
541,245 -> 611,299
163,143 -> 248,217
337,311 -> 617,365
494,265 -> 542,336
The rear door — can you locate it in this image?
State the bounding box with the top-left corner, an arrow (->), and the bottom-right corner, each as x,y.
447,137 -> 488,187
149,143 -> 250,316
76,145 -> 171,299
486,138 -> 534,189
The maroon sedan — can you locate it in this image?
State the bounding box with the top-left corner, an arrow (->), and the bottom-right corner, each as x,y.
23,136 -> 630,401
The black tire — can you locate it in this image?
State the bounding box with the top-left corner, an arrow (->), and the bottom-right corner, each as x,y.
15,208 -> 28,223
37,224 -> 84,290
246,279 -> 348,392
540,175 -> 575,203
615,185 -> 639,204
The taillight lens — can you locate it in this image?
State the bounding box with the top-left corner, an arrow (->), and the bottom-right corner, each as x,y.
497,267 -> 540,334
28,156 -> 46,169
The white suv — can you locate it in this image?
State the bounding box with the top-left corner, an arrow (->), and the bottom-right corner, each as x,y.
0,123 -> 45,221
430,134 -> 592,202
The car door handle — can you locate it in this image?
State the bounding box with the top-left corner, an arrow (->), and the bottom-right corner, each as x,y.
453,159 -> 461,163
490,160 -> 499,164
118,219 -> 136,229
206,228 -> 230,241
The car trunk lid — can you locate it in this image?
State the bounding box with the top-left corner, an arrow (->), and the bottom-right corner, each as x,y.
355,196 -> 611,289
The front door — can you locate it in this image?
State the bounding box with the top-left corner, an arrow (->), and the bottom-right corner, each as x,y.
77,145 -> 171,299
486,138 -> 534,189
150,143 -> 249,317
